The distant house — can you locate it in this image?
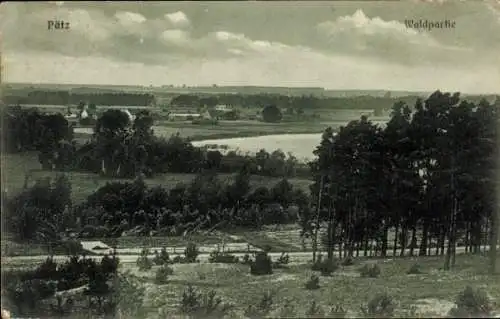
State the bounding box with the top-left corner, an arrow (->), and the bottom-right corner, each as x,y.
80,109 -> 89,119
214,104 -> 232,112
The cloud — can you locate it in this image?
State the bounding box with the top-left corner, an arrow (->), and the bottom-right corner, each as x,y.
115,11 -> 147,25
1,6 -> 196,62
161,29 -> 190,45
2,2 -> 498,93
316,9 -> 471,66
164,11 -> 190,28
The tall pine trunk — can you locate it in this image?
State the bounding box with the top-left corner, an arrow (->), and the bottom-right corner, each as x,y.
420,220 -> 429,256
381,225 -> 389,257
409,227 -> 417,256
400,225 -> 408,257
489,207 -> 498,274
393,224 -> 399,257
312,175 -> 324,263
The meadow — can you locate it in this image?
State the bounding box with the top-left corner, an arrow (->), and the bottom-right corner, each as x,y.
2,152 -> 313,204
125,253 -> 500,318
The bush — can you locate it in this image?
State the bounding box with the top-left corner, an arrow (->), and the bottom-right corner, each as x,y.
306,300 -> 324,317
328,305 -> 348,318
305,274 -> 320,290
208,250 -> 239,263
250,252 -> 273,275
172,255 -> 187,264
155,265 -> 174,285
35,256 -> 59,280
359,263 -> 381,278
448,286 -> 493,318
184,242 -> 199,263
277,299 -> 296,318
136,255 -> 152,271
153,248 -> 171,265
100,253 -> 119,277
311,255 -> 339,276
273,252 -> 290,269
407,263 -> 424,275
361,293 -> 396,318
179,284 -> 232,318
342,256 -> 355,266
32,279 -> 58,299
241,253 -> 251,265
244,291 -> 274,319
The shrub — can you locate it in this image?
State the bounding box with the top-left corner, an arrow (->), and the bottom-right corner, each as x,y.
361,293 -> 396,318
35,256 -> 59,280
328,305 -> 348,318
32,279 -> 58,299
312,255 -> 339,276
273,252 -> 290,269
184,242 -> 199,263
153,248 -> 171,265
407,263 -> 424,275
197,271 -> 207,280
208,250 -> 239,263
136,255 -> 152,271
448,286 -> 493,318
180,284 -> 232,318
305,275 -> 320,290
155,265 -> 174,285
250,252 -> 273,275
241,253 -> 251,265
244,291 -> 274,319
100,253 -> 119,277
306,300 -> 324,317
277,299 -> 296,318
342,256 -> 355,266
359,263 -> 381,278
172,255 -> 185,264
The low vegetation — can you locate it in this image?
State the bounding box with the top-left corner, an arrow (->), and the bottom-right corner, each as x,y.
448,286 -> 494,318
359,263 -> 382,278
311,255 -> 340,276
154,265 -> 174,285
361,293 -> 396,318
208,250 -> 239,264
304,274 -> 320,290
250,251 -> 273,275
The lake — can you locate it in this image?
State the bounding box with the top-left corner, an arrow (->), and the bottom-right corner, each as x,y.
74,127 -> 324,161
192,133 -> 326,162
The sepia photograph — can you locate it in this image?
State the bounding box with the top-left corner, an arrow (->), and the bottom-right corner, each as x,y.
0,1 -> 499,318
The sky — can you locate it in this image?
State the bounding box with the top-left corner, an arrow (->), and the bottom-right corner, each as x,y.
1,1 -> 500,93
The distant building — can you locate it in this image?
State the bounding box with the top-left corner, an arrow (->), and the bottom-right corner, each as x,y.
214,104 -> 232,112
80,109 -> 89,119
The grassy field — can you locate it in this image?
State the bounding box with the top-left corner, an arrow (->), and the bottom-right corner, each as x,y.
124,254 -> 500,318
2,153 -> 313,203
73,115 -> 390,143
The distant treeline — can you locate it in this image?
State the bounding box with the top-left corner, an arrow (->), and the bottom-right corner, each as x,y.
169,93 -> 420,113
3,91 -> 156,106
